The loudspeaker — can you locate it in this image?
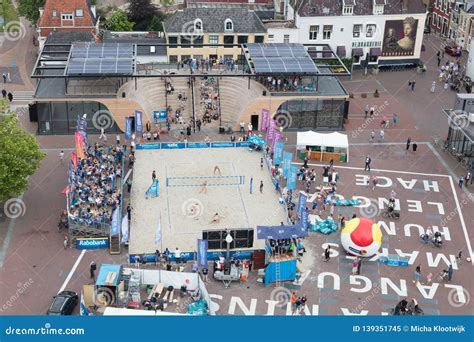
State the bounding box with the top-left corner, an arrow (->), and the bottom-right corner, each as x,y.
263,90 -> 267,96
122,92 -> 126,98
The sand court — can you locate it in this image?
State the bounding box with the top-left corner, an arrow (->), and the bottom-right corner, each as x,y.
129,147 -> 287,254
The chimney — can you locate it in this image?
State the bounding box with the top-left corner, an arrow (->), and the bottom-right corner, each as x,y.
39,7 -> 44,18
91,5 -> 97,18
402,0 -> 408,11
248,0 -> 255,11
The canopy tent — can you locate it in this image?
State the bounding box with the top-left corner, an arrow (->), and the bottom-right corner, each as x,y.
296,131 -> 349,162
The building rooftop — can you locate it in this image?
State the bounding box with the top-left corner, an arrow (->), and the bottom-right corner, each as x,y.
163,8 -> 267,33
39,0 -> 97,28
45,31 -> 95,45
263,20 -> 296,29
297,0 -> 426,17
103,31 -> 167,56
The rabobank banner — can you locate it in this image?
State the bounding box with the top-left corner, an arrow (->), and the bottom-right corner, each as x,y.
76,237 -> 109,250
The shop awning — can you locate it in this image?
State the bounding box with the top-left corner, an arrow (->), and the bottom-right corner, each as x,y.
370,47 -> 382,57
337,46 -> 346,58
352,48 -> 363,57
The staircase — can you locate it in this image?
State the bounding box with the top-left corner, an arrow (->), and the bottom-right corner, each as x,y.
12,91 -> 35,103
193,76 -> 221,130
165,77 -> 192,127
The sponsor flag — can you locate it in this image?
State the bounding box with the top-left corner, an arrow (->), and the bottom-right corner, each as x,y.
197,239 -> 208,268
288,164 -> 298,190
283,152 -> 292,178
273,141 -> 284,165
121,214 -> 129,244
266,119 -> 276,142
261,109 -> 269,131
125,117 -> 133,140
110,208 -> 120,236
297,192 -> 308,218
74,132 -> 85,159
301,209 -> 308,230
135,110 -> 143,133
71,152 -> 78,169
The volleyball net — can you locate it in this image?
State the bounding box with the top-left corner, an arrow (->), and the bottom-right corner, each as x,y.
166,175 -> 245,187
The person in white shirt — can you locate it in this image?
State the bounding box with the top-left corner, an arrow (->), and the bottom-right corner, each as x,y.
174,247 -> 182,264
59,150 -> 65,162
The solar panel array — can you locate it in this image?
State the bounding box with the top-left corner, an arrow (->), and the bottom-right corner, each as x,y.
67,43 -> 134,75
247,43 -> 318,74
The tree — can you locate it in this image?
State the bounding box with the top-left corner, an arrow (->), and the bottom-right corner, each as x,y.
127,0 -> 158,31
17,0 -> 45,24
147,13 -> 168,32
0,99 -> 46,202
107,9 -> 134,32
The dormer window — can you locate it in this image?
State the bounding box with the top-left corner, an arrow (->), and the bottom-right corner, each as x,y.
373,0 -> 385,15
52,9 -> 57,17
224,19 -> 233,32
61,13 -> 73,20
194,19 -> 202,32
343,0 -> 354,15
75,9 -> 83,17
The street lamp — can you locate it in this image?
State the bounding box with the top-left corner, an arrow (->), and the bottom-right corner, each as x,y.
225,230 -> 233,259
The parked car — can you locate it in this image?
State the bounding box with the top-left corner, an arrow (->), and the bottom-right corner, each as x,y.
47,291 -> 78,315
444,46 -> 461,57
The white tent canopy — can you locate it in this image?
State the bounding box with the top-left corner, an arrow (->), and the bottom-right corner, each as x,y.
297,131 -> 349,149
296,131 -> 349,162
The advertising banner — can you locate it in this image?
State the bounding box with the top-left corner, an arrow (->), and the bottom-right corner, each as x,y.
266,119 -> 276,142
161,142 -> 186,149
74,132 -> 85,159
297,192 -> 308,218
125,117 -> 132,140
261,109 -> 269,131
197,239 -> 208,268
135,110 -> 143,133
273,141 -> 284,165
283,152 -> 292,178
287,164 -> 298,190
153,110 -> 167,123
187,142 -> 210,148
76,238 -> 109,250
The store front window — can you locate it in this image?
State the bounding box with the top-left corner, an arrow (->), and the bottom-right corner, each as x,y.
36,101 -> 121,135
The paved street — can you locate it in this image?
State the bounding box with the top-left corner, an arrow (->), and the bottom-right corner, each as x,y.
0,32 -> 472,316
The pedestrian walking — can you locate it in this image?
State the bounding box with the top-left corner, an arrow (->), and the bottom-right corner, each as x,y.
465,172 -> 471,187
2,73 -> 6,83
99,127 -> 106,142
126,178 -> 132,193
412,142 -> 418,152
431,81 -> 436,93
239,121 -> 245,134
379,129 -> 385,142
408,80 -> 412,90
259,181 -> 264,194
152,170 -> 156,181
174,247 -> 182,264
324,246 -> 331,261
364,104 -> 369,118
63,235 -> 68,249
357,258 -> 362,275
59,150 -> 65,162
6,72 -> 10,83
447,264 -> 453,281
90,261 -> 97,281
116,134 -> 120,145
371,176 -> 378,190
260,157 -> 264,170
411,80 -> 416,91
426,272 -> 433,284
7,92 -> 13,102
370,130 -> 375,142
1,89 -> 6,97
459,176 -> 464,188
437,57 -> 441,67
369,106 -> 375,117
352,257 -> 359,275
127,203 -> 132,223
364,155 -> 372,171
393,113 -> 398,127
290,292 -> 297,314
406,137 -> 411,151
